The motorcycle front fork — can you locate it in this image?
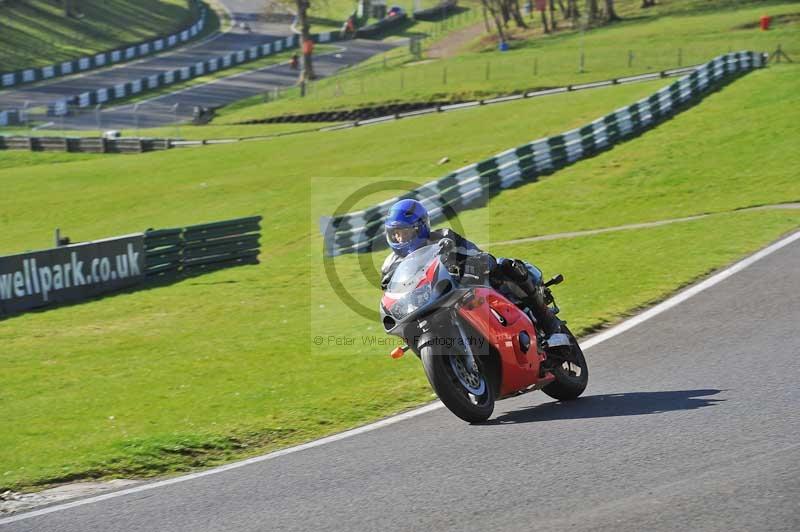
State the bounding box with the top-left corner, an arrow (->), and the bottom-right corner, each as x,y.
451,310 -> 479,373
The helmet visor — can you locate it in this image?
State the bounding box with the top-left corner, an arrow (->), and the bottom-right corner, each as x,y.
387,226 -> 420,245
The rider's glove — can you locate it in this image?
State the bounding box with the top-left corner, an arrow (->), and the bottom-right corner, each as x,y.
464,253 -> 496,278
438,238 -> 455,254
438,238 -> 457,268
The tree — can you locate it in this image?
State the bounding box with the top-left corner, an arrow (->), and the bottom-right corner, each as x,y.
295,0 -> 315,81
604,0 -> 620,21
586,0 -> 599,23
480,0 -> 528,42
481,0 -> 508,43
509,0 -> 528,28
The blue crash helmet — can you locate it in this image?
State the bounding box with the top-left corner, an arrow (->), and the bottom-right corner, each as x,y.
384,199 -> 431,257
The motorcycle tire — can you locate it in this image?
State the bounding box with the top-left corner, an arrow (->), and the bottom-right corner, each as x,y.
421,345 -> 495,423
542,326 -> 588,401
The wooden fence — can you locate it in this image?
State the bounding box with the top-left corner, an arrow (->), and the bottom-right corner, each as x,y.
144,216 -> 262,280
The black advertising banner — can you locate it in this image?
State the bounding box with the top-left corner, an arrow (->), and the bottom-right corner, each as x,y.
0,234 -> 145,316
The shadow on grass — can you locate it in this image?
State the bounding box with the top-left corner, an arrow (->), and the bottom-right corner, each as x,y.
0,261 -> 258,323
309,16 -> 347,28
360,6 -> 472,41
412,5 -> 471,23
480,389 -> 725,425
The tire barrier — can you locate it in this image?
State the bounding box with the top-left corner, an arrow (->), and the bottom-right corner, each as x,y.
0,109 -> 22,127
320,51 -> 767,256
234,64 -> 704,125
239,101 -> 463,124
0,0 -> 208,90
0,136 -> 170,153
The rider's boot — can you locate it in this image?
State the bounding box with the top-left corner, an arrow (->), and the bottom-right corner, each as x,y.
502,260 -> 562,340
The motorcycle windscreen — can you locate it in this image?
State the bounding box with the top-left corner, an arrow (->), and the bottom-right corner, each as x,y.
385,244 -> 439,319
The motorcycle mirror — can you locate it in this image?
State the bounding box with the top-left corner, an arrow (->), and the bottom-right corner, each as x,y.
544,274 -> 564,287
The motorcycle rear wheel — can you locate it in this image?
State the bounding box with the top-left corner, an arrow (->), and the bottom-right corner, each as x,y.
421,346 -> 495,423
542,326 -> 589,401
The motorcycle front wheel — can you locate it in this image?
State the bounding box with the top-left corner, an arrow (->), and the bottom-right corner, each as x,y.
421,345 -> 495,423
542,326 -> 589,401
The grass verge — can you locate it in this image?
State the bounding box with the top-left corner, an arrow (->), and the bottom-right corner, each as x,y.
0,62 -> 797,491
214,0 -> 799,122
0,0 -> 203,72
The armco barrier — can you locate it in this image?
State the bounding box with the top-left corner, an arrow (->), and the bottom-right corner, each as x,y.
0,136 -> 170,153
43,30 -> 343,116
320,51 -> 767,256
144,216 -> 262,280
0,0 -> 207,90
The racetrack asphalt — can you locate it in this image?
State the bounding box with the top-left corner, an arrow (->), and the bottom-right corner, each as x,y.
2,232 -> 798,531
0,0 -> 391,126
61,38 -> 397,130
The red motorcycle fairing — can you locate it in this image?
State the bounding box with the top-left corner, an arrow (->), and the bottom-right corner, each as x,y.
457,287 -> 553,397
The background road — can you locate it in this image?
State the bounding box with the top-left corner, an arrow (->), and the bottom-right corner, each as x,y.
0,0 -> 297,110
61,39 -> 397,130
2,235 -> 798,531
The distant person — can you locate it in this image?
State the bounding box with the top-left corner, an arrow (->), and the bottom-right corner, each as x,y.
290,52 -> 299,70
340,15 -> 356,39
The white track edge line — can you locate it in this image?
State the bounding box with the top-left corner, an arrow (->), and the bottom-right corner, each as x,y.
581,229 -> 800,349
2,228 -> 799,525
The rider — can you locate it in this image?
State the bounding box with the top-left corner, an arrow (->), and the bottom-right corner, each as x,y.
380,199 -> 562,341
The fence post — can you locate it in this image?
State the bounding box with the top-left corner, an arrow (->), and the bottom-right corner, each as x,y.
173,103 -> 181,139
580,52 -> 585,73
23,101 -> 30,131
133,103 -> 140,136
628,50 -> 634,68
95,104 -> 102,134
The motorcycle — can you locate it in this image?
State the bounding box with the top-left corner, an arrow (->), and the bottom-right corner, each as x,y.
380,240 -> 588,423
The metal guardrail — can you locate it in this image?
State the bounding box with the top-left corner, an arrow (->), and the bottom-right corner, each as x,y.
320,51 -> 767,256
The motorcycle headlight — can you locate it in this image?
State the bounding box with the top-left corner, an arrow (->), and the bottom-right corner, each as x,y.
391,284 -> 432,320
